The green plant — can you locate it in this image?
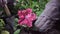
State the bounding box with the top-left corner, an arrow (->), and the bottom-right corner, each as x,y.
14,0 -> 48,16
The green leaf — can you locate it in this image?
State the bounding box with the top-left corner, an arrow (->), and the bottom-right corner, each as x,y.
1,30 -> 9,34
0,19 -> 5,30
14,29 -> 21,34
15,18 -> 18,23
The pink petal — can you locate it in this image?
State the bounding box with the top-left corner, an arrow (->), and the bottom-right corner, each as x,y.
22,10 -> 28,15
18,19 -> 23,24
19,15 -> 25,19
19,21 -> 24,25
25,14 -> 31,19
25,13 -> 36,21
19,19 -> 28,26
18,10 -> 22,16
23,19 -> 28,24
27,22 -> 32,27
30,13 -> 36,20
26,8 -> 32,14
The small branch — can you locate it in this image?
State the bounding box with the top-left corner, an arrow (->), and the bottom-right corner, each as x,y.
4,4 -> 11,16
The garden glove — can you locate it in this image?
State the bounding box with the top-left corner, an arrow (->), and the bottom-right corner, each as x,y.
35,0 -> 60,32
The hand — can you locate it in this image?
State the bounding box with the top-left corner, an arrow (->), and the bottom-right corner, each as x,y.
34,1 -> 60,32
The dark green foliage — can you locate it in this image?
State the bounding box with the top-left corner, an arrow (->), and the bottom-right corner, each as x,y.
14,0 -> 48,16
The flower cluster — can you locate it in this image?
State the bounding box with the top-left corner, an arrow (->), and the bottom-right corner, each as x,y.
18,8 -> 36,27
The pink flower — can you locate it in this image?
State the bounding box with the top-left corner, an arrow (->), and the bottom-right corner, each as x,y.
18,8 -> 36,27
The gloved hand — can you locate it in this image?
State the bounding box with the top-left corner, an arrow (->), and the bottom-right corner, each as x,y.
34,0 -> 60,32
